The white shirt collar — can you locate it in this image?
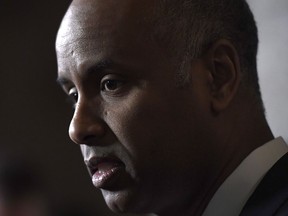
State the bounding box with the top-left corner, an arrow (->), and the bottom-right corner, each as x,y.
202,137 -> 288,216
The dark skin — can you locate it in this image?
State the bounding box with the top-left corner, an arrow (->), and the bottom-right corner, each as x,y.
56,0 -> 274,215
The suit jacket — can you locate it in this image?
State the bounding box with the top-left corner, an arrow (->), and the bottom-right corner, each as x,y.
240,153 -> 288,216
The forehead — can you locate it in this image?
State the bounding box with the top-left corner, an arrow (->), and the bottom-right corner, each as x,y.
56,0 -> 155,55
56,0 -> 160,76
55,0 -> 170,81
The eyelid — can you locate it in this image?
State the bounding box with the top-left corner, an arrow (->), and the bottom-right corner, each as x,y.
100,74 -> 129,96
101,74 -> 125,85
101,74 -> 124,84
57,77 -> 73,92
101,73 -> 124,80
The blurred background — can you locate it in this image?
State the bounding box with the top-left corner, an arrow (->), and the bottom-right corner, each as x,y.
0,0 -> 287,215
247,0 -> 288,142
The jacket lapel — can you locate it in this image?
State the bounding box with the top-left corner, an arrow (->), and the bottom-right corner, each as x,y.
240,153 -> 288,216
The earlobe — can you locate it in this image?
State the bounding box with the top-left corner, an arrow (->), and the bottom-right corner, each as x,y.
205,39 -> 241,114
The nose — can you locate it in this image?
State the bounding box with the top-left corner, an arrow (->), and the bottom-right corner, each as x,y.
69,100 -> 106,145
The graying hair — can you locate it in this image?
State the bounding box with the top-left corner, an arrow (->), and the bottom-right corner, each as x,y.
151,0 -> 263,109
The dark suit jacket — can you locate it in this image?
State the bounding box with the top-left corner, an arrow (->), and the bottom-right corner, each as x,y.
240,153 -> 288,216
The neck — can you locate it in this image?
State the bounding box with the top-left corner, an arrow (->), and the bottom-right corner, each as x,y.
155,102 -> 274,216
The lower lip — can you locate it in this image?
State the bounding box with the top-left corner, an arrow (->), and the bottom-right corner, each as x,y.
92,165 -> 123,189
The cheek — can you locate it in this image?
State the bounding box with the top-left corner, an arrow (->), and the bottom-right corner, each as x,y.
101,89 -> 216,212
103,90 -> 204,177
104,92 -> 162,159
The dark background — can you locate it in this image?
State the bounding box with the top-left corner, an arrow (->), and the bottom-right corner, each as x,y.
0,1 -> 138,215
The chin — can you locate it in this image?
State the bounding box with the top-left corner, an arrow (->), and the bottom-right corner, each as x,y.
101,188 -> 152,214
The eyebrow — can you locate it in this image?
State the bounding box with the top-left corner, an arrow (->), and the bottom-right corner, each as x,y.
56,59 -> 115,86
56,77 -> 70,86
89,59 -> 114,73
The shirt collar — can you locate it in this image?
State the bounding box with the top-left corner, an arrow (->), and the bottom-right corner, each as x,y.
202,137 -> 288,216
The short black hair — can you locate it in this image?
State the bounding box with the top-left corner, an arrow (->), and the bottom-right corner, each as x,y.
152,0 -> 262,106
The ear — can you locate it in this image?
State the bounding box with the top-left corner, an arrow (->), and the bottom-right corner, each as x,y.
204,39 -> 241,114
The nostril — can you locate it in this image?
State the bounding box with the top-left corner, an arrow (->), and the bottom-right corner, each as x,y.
75,134 -> 98,145
69,121 -> 106,145
84,134 -> 95,140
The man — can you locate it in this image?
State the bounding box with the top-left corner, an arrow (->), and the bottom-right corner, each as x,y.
55,0 -> 288,215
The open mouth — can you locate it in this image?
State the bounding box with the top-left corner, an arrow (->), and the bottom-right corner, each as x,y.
87,156 -> 125,189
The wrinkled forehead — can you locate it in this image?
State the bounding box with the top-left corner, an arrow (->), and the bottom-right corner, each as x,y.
56,0 -> 155,56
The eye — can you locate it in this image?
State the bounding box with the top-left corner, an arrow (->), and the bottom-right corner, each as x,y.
101,79 -> 124,92
68,87 -> 78,104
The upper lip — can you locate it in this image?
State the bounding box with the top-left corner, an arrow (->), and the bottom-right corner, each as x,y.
85,155 -> 124,176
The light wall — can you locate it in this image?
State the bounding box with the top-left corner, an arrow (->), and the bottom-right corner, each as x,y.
247,0 -> 288,142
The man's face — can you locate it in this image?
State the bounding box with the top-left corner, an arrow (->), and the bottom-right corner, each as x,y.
56,0 -> 218,214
